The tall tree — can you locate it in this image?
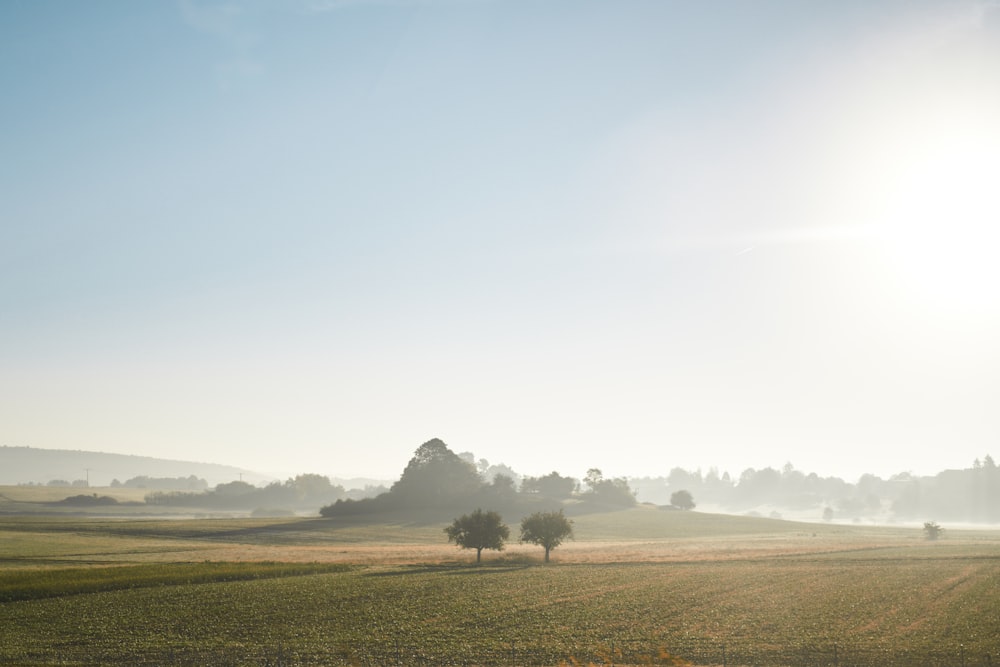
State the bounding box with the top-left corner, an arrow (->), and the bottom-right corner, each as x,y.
520,510 -> 574,563
391,439 -> 483,507
445,509 -> 509,563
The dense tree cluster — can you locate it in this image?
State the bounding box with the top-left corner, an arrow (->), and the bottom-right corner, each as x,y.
391,439 -> 483,506
316,436 -> 1000,526
581,468 -> 636,507
521,471 -> 577,499
320,439 -> 637,519
322,439 -> 489,516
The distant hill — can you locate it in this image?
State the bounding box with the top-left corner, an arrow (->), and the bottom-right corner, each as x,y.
0,446 -> 269,487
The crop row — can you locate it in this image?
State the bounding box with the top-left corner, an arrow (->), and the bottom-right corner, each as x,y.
0,561 -> 353,603
2,554 -> 998,665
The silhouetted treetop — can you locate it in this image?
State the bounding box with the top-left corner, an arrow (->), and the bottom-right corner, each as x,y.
521,471 -> 577,499
390,438 -> 483,506
582,468 -> 636,507
445,508 -> 510,563
520,509 -> 574,562
670,489 -> 696,510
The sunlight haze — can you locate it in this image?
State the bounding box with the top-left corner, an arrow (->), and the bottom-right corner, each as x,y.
2,0 -> 999,484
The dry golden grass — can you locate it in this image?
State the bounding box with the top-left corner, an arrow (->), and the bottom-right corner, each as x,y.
3,528 -> 970,571
3,507 -> 986,569
0,484 -> 151,503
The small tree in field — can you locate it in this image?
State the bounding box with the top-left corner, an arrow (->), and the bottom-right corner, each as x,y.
923,521 -> 943,541
520,510 -> 574,563
445,509 -> 509,563
670,489 -> 696,510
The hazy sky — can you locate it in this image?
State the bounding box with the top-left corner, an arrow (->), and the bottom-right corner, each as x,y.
3,0 -> 999,484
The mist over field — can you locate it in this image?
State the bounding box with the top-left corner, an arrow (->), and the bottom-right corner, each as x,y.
5,440 -> 998,527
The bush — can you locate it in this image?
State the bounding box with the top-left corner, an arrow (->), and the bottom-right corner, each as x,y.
55,494 -> 119,507
923,521 -> 943,540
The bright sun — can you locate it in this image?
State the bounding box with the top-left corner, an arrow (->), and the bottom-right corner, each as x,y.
867,116 -> 1000,315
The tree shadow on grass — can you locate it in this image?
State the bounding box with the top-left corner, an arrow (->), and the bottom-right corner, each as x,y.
363,560 -> 539,577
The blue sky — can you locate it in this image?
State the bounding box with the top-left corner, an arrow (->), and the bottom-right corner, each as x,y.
3,0 -> 999,484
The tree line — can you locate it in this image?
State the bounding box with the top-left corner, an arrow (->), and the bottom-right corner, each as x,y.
146,474 -> 345,511
319,439 -> 639,519
101,436 -> 999,524
111,475 -> 208,491
633,456 -> 1000,522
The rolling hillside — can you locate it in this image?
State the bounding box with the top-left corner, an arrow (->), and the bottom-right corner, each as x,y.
0,445 -> 265,487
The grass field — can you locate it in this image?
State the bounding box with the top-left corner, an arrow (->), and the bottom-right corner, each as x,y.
1,505 -> 998,666
0,486 -> 154,504
0,485 -> 242,517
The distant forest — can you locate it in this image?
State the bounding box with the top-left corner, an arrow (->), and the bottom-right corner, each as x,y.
145,474 -> 348,513
5,442 -> 998,523
319,438 -> 637,519
631,457 -> 1000,523
318,439 -> 1000,524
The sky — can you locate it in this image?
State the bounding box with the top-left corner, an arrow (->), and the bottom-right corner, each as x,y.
2,0 -> 1000,485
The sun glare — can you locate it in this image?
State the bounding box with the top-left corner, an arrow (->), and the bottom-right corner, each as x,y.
869,119 -> 1000,315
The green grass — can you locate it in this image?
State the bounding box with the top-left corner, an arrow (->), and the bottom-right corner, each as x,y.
0,561 -> 353,603
0,512 -> 451,548
2,553 -> 998,665
1,509 -> 998,665
571,504 -> 817,539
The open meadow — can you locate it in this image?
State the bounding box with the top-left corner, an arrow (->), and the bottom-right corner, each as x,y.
1,501 -> 998,666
